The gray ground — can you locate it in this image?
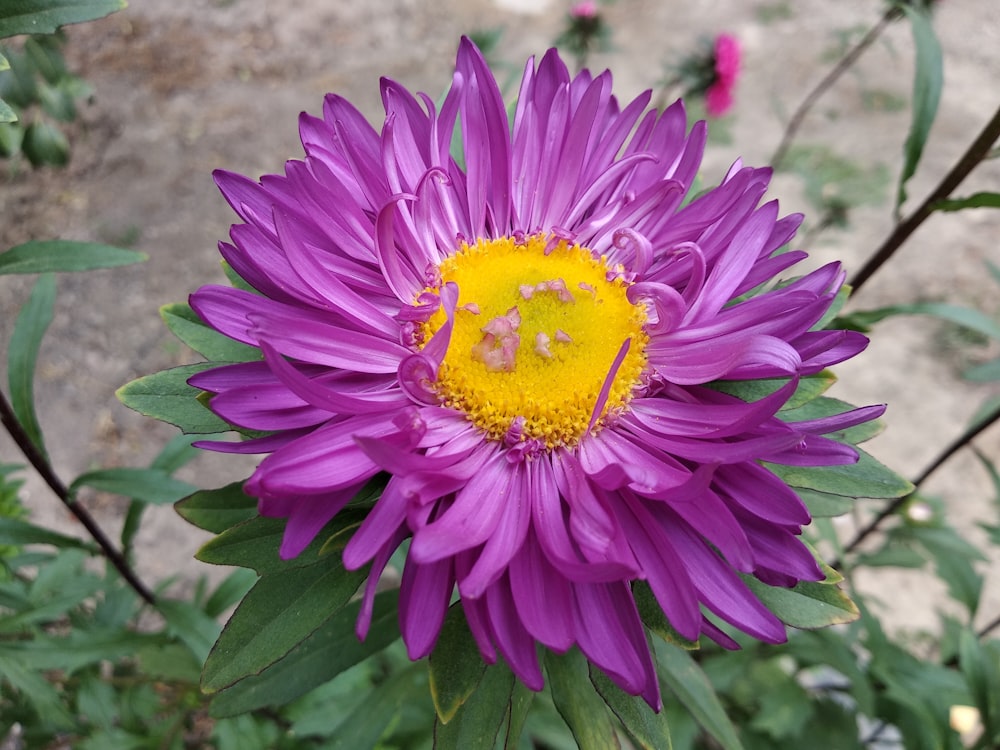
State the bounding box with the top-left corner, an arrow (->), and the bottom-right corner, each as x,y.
1,0 -> 999,638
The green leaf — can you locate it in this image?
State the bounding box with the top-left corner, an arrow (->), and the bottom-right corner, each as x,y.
175,482 -> 258,534
0,629 -> 166,673
201,557 -> 366,693
795,487 -> 854,518
964,356 -> 1000,382
196,509 -> 364,574
0,515 -> 92,550
0,97 -> 15,123
959,629 -> 1000,740
779,396 -> 884,444
590,666 -> 672,750
0,121 -> 24,153
545,648 -> 620,750
158,598 -> 223,663
209,590 -> 400,716
434,661 -> 516,749
21,119 -> 68,166
203,568 -> 257,619
0,653 -> 76,729
741,566 -> 859,629
429,603 -> 488,724
324,663 -> 428,750
69,467 -> 196,505
844,301 -> 1000,341
76,673 -> 118,731
503,680 -> 535,749
633,580 -> 698,649
0,239 -> 146,275
150,432 -> 200,474
23,35 -> 66,84
135,642 -> 203,683
0,0 -> 125,38
7,272 -> 54,457
709,371 -> 836,411
766,448 -> 913,499
160,302 -> 261,362
933,191 -> 1000,212
895,4 -> 943,214
655,641 -> 744,750
116,363 -> 232,434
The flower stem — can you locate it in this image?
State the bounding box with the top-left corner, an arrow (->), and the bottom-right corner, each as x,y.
849,101 -> 1000,294
770,7 -> 900,168
831,404 -> 1000,570
0,389 -> 157,606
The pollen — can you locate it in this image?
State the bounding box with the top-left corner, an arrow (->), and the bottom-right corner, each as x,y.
418,234 -> 648,449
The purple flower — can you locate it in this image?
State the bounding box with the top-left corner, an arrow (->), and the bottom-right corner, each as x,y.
190,38 -> 881,709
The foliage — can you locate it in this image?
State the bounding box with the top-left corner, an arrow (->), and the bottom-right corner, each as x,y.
3,1 -> 1000,749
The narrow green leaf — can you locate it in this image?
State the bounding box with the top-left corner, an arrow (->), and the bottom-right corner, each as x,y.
933,191 -> 1000,212
158,598 -> 223,663
160,302 -> 261,363
430,603 -> 488,724
150,433 -> 200,474
0,630 -> 166,673
895,4 -> 943,214
795,487 -> 854,518
741,568 -> 859,629
116,363 -> 232,434
710,371 -> 836,410
69,467 -> 196,505
959,630 -> 1000,739
326,663 -> 429,750
503,680 -> 535,749
209,590 -> 401,716
845,302 -> 1000,341
434,661 -> 515,749
0,97 -> 15,123
0,51 -> 8,71
0,654 -> 76,729
201,558 -> 366,692
0,516 -> 92,550
0,239 -> 145,275
0,0 -> 125,38
545,649 -> 620,750
766,448 -> 914,499
655,641 -> 744,750
964,356 -> 1000,382
7,273 -> 55,457
175,482 -> 258,534
196,509 -> 364,574
590,666 -> 672,750
202,568 -> 256,619
633,581 -> 698,649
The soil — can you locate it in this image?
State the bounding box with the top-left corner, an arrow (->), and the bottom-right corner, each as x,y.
1,0 -> 999,637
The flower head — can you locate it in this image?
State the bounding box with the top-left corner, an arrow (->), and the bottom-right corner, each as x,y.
190,38 -> 880,708
705,33 -> 741,117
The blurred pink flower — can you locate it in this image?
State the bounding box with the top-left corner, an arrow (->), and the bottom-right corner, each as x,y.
705,33 -> 741,117
569,0 -> 598,18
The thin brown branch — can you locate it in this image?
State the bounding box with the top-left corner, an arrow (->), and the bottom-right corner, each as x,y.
771,7 -> 901,168
0,389 -> 156,605
849,102 -> 1000,293
830,405 -> 1000,570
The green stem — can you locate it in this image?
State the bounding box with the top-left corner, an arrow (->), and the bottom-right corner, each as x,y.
0,388 -> 156,605
770,7 -> 900,168
849,102 -> 1000,293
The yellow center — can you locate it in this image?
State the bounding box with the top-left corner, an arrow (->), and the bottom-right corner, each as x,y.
418,234 -> 648,449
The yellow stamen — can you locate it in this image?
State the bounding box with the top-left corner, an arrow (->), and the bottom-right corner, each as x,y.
418,234 -> 648,449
